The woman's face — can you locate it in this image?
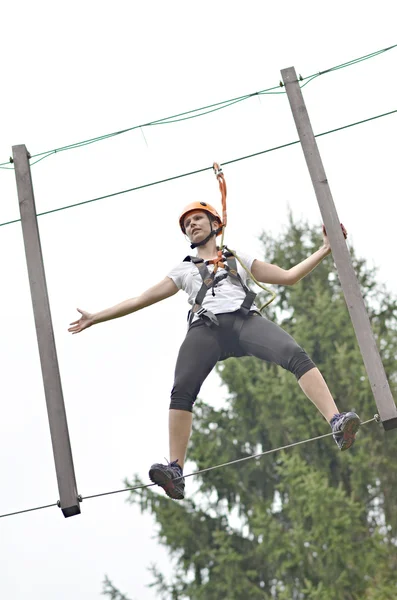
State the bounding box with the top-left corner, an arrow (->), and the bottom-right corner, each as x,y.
183,210 -> 212,243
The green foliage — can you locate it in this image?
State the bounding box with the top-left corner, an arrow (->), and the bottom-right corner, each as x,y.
102,576 -> 133,600
123,217 -> 397,599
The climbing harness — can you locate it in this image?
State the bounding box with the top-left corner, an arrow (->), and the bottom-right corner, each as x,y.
182,162 -> 277,326
184,250 -> 257,327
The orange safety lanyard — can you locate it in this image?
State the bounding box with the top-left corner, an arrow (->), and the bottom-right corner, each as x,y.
206,162 -> 227,274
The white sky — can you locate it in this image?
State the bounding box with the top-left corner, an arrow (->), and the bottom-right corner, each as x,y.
1,2 -> 396,599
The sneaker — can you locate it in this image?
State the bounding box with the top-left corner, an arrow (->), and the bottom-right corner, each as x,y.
330,412 -> 361,451
149,459 -> 185,500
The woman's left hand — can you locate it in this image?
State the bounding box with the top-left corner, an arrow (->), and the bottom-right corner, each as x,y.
322,223 -> 347,253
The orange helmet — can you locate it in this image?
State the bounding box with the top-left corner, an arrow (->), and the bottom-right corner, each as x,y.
179,201 -> 223,235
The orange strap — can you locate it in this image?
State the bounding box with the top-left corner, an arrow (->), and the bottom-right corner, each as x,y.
213,162 -> 227,230
206,162 -> 227,274
208,251 -> 225,274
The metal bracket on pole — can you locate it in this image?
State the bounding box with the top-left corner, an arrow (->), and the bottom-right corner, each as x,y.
12,144 -> 81,516
280,67 -> 397,431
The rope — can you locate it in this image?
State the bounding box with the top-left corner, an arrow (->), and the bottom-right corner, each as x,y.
0,43 -> 395,170
205,162 -> 228,275
1,107 -> 395,230
213,162 -> 227,247
180,416 -> 378,480
302,44 -> 397,81
0,416 -> 379,519
207,163 -> 276,311
0,92 -> 276,170
205,162 -> 277,307
0,501 -> 59,519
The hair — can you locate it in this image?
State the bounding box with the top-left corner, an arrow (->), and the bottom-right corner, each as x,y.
208,214 -> 221,229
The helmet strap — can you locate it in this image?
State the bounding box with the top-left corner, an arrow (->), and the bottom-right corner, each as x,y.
190,228 -> 220,249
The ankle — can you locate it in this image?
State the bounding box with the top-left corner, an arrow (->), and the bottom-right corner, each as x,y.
329,412 -> 341,424
171,458 -> 183,473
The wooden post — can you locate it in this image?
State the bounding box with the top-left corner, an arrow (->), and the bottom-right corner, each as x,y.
281,67 -> 397,431
12,145 -> 81,516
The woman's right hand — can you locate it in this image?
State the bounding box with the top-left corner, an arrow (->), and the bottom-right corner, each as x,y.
68,309 -> 94,334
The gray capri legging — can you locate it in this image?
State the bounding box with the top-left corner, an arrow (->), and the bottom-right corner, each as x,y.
170,310 -> 316,412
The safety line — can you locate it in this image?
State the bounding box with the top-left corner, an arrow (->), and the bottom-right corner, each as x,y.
303,44 -> 397,79
0,107 -> 395,230
0,416 -> 378,519
0,501 -> 59,519
0,42 -> 395,169
0,91 -> 276,170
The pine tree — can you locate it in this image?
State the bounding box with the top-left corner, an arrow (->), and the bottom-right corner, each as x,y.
113,217 -> 397,599
102,576 -> 133,600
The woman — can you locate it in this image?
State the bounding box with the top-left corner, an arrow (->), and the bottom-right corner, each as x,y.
69,201 -> 360,500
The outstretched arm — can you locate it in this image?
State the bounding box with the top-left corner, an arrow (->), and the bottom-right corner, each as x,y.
251,225 -> 344,286
68,276 -> 179,334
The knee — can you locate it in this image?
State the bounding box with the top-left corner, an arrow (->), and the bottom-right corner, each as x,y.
283,342 -> 316,380
170,383 -> 196,412
169,397 -> 194,412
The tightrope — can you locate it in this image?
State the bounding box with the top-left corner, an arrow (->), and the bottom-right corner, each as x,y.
0,416 -> 379,519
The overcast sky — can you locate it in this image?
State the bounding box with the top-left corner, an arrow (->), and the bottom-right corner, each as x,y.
1,2 -> 397,599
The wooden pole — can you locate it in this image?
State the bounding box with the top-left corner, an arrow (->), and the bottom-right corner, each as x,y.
281,67 -> 397,431
12,144 -> 81,516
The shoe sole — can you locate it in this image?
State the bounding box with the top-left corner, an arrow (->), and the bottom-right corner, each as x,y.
149,467 -> 185,500
339,415 -> 361,451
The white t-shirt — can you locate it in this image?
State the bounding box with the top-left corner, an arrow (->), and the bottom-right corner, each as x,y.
167,250 -> 257,318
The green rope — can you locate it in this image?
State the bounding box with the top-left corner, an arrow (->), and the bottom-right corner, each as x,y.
299,73 -> 322,89
301,44 -> 397,80
1,42 -> 395,170
0,217 -> 21,227
147,94 -> 262,125
315,109 -> 397,137
1,107 -> 395,230
0,88 -> 280,169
